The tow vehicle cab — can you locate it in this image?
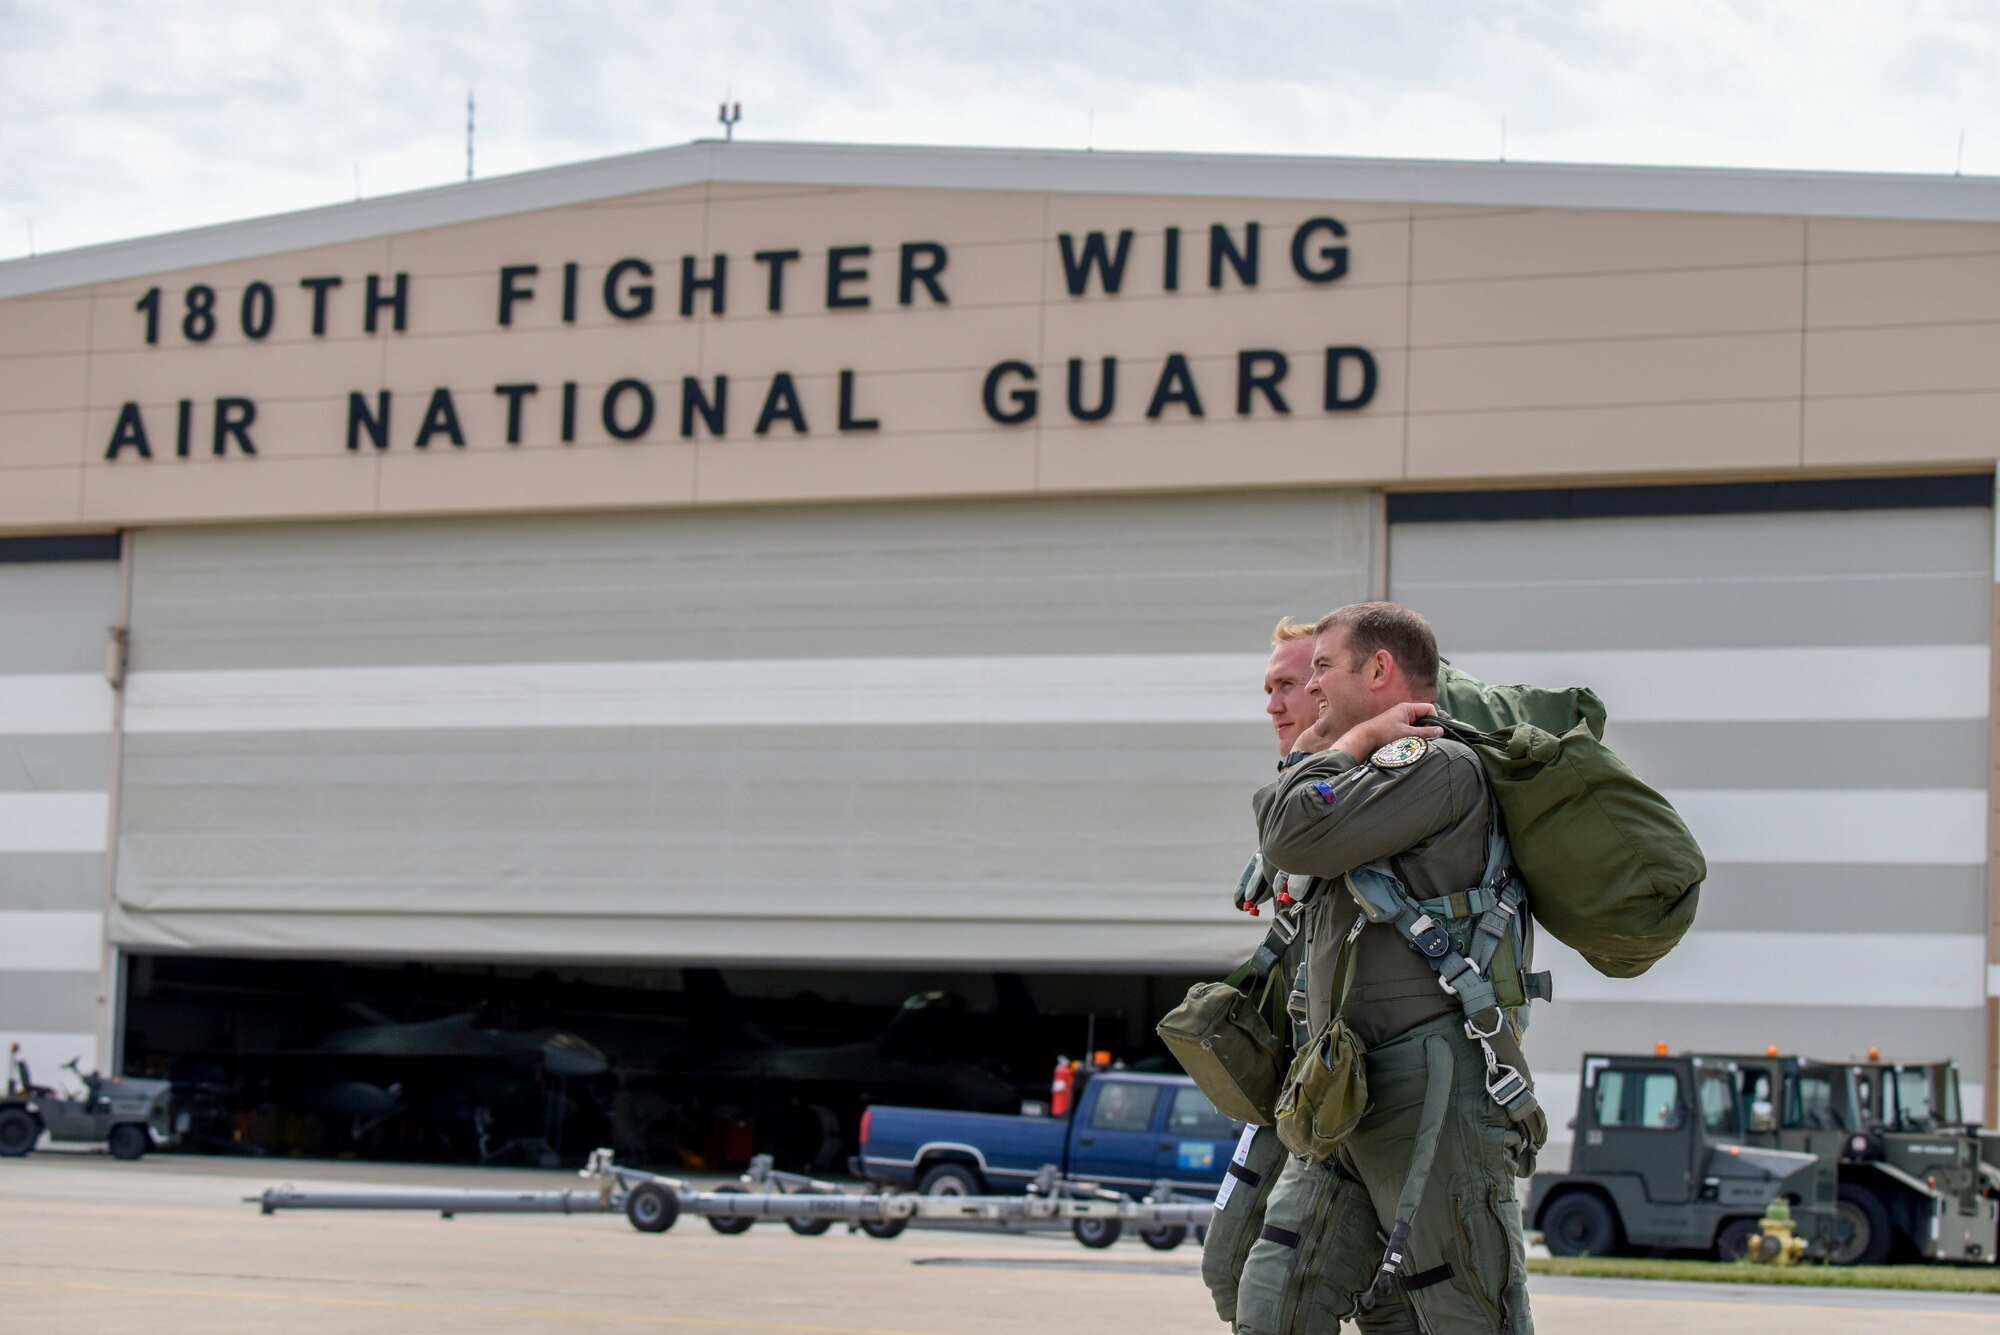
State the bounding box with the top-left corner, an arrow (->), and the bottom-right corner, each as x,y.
1528,1052 -> 1832,1258
1723,1051 -> 1998,1264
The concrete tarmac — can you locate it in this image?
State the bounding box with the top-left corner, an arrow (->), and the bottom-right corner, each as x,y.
4,1152 -> 1999,1333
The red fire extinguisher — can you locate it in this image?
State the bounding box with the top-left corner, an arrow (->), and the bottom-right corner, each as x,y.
1050,1058 -> 1077,1117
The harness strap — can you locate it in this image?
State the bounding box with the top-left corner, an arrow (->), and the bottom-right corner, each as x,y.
1363,1032 -> 1453,1311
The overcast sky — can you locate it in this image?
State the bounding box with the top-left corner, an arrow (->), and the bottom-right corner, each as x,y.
3,0 -> 1997,259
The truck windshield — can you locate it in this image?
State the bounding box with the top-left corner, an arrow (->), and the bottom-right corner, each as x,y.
1792,1068 -> 1841,1130
1696,1066 -> 1741,1135
1892,1066 -> 1961,1130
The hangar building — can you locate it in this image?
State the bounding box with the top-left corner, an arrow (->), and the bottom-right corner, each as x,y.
2,140 -> 1997,1167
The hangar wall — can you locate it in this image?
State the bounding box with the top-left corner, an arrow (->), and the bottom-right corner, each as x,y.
110,491 -> 1371,969
0,541 -> 120,1077
1392,492 -> 1995,1157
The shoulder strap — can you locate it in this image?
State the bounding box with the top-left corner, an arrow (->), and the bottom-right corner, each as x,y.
1223,906 -> 1302,993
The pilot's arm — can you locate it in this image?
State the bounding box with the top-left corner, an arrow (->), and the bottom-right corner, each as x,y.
1250,742 -> 1473,880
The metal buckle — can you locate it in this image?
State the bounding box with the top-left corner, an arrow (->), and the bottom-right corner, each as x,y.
1408,914 -> 1450,959
1463,1010 -> 1504,1042
1487,1063 -> 1529,1106
1272,908 -> 1302,945
1437,958 -> 1482,999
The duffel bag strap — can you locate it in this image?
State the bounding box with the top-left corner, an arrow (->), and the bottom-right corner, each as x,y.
1224,901 -> 1304,994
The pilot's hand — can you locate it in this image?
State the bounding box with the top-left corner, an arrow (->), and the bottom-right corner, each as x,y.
1331,701 -> 1442,762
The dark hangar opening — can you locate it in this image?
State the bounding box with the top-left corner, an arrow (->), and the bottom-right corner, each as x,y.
120,954 -> 1206,1172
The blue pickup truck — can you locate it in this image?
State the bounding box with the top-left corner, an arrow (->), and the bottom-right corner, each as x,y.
856,1069 -> 1241,1203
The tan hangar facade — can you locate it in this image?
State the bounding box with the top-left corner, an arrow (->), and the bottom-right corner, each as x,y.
6,143 -> 2000,1151
4,142 -> 2000,530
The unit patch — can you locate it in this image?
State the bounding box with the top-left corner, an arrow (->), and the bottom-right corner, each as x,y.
1369,736 -> 1430,769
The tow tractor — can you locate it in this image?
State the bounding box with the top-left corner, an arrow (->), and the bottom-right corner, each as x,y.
254,1148 -> 1217,1246
1,1043 -> 174,1160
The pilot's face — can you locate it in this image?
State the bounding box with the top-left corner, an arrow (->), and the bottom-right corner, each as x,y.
1263,637 -> 1316,753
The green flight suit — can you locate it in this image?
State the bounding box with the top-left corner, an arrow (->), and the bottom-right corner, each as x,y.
1231,737 -> 1539,1335
1199,907 -> 1303,1324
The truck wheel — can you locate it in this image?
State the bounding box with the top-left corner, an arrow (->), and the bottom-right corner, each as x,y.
1829,1183 -> 1891,1266
785,1214 -> 834,1236
1140,1224 -> 1188,1251
859,1216 -> 910,1239
918,1163 -> 982,1196
1073,1217 -> 1123,1249
107,1124 -> 149,1161
0,1108 -> 37,1157
624,1182 -> 680,1233
1540,1191 -> 1619,1257
1715,1217 -> 1761,1262
705,1184 -> 756,1235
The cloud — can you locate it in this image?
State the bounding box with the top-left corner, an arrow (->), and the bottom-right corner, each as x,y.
2,0 -> 1996,259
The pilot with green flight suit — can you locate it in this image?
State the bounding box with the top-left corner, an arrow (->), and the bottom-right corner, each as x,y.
1200,617 -> 1322,1324
1230,601 -> 1541,1335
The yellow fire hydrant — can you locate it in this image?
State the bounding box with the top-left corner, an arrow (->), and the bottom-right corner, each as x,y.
1744,1197 -> 1808,1266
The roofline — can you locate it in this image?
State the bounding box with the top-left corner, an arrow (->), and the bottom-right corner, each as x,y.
6,139 -> 2000,299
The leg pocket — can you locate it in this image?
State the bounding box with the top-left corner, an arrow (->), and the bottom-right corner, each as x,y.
1203,1125 -> 1290,1323
1302,1170 -> 1424,1335
1437,1181 -> 1532,1335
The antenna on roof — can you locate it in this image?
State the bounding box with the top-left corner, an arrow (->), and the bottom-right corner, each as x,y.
467,89 -> 476,180
24,219 -> 33,257
1957,129 -> 1966,177
718,95 -> 742,142
1500,116 -> 1508,162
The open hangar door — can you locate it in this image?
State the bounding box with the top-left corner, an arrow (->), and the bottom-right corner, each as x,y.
105,488 -> 1374,1167
1388,476 -> 1994,1167
120,953 -> 1208,1171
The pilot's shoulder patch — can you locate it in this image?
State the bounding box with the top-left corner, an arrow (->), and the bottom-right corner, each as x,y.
1369,736 -> 1430,769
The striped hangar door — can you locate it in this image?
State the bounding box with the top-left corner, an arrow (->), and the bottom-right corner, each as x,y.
1389,479 -> 1994,1169
0,536 -> 121,1078
110,492 -> 1372,971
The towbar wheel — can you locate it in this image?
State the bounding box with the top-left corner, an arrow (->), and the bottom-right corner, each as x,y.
624,1182 -> 680,1233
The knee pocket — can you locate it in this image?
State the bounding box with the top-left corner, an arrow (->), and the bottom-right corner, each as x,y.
1203,1130 -> 1290,1321
1407,1180 -> 1529,1335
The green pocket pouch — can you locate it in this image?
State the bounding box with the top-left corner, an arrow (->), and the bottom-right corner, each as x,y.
1158,980 -> 1286,1126
1273,1017 -> 1369,1161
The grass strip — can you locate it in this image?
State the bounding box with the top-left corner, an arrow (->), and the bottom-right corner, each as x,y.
1529,1255 -> 2000,1293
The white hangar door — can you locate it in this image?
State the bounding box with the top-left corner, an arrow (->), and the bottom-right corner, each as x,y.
109,492 -> 1373,970
1389,483 -> 1994,1162
0,538 -> 121,1076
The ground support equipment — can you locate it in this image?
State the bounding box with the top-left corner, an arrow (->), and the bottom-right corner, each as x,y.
252,1149 -> 1216,1245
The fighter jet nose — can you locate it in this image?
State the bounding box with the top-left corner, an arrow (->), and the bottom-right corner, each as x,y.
542,1032 -> 608,1077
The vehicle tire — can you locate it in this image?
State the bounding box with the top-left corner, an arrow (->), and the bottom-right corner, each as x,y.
1073,1216 -> 1123,1249
624,1181 -> 680,1234
705,1184 -> 756,1235
786,1214 -> 835,1236
859,1216 -> 910,1240
1714,1216 -> 1761,1262
918,1162 -> 982,1196
106,1124 -> 149,1161
1540,1191 -> 1620,1257
1829,1183 -> 1892,1266
1139,1224 -> 1188,1251
0,1108 -> 38,1157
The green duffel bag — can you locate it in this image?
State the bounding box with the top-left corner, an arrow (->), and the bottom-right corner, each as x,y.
1158,978 -> 1287,1126
1437,665 -> 1704,980
1273,1016 -> 1368,1161
1437,663 -> 1606,740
